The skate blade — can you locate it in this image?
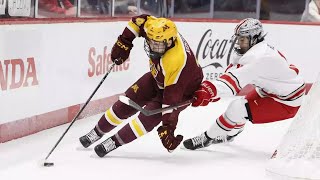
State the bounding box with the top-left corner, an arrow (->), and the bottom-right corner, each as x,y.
180,145 -> 192,151
180,145 -> 202,151
76,146 -> 93,151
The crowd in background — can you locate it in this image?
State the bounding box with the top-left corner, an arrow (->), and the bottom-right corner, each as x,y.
1,0 -> 319,22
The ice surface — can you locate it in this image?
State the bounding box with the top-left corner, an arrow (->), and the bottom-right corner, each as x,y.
0,98 -> 292,180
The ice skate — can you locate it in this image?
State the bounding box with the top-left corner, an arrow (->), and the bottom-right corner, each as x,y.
79,128 -> 102,148
183,132 -> 226,150
94,137 -> 119,157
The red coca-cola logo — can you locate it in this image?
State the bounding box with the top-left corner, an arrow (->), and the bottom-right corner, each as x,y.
87,46 -> 130,77
0,57 -> 39,91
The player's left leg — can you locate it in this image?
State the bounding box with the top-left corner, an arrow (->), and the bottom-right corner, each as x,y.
94,100 -> 163,157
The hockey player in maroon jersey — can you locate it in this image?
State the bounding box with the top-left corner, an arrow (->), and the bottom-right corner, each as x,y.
79,14 -> 203,157
183,18 -> 306,150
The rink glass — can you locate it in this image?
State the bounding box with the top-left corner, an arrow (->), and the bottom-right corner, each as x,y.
0,0 -> 308,22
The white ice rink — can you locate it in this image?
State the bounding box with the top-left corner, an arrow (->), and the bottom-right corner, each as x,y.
0,98 -> 292,180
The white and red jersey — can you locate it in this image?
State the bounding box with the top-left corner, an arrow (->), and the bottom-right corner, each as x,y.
212,41 -> 306,107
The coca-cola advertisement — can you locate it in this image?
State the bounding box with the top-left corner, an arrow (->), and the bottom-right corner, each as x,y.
196,29 -> 235,81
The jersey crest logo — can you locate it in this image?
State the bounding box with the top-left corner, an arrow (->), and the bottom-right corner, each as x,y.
131,84 -> 139,93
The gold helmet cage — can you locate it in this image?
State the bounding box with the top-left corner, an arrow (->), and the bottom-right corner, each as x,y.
144,17 -> 178,59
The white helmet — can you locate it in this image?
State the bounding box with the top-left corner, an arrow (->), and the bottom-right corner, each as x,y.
233,18 -> 266,54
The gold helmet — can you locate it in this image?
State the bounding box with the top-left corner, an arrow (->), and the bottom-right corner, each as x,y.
144,17 -> 177,42
144,17 -> 178,58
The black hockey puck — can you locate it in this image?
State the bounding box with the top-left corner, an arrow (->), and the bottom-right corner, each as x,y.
43,162 -> 54,167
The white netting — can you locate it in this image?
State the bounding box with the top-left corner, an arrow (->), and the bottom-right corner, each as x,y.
266,76 -> 320,180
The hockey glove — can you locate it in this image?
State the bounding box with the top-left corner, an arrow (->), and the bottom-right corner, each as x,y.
111,35 -> 133,65
192,80 -> 220,107
157,125 -> 183,152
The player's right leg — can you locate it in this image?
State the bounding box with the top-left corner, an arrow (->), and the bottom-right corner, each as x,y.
79,72 -> 157,148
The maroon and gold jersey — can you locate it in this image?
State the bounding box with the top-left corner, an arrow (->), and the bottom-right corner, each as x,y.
121,14 -> 203,107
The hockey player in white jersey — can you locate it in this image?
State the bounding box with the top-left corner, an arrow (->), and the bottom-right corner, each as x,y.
183,18 -> 306,150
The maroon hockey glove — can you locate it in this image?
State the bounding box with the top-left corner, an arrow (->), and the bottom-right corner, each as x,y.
157,125 -> 183,152
111,35 -> 133,65
192,80 -> 220,107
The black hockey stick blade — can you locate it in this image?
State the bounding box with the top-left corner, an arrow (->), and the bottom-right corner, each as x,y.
119,96 -> 194,116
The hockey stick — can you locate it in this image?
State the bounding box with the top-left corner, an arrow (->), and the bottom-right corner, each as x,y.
43,63 -> 116,167
119,95 -> 194,116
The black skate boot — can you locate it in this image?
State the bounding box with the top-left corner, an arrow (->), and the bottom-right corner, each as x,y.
79,128 -> 102,148
226,129 -> 244,142
183,132 -> 226,150
94,137 -> 119,157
